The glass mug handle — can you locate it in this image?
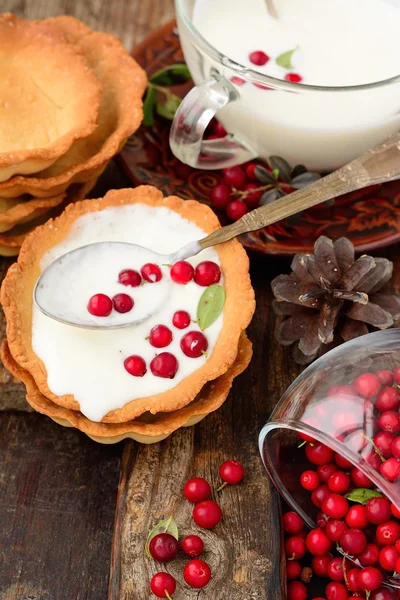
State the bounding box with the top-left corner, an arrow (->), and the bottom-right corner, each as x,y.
169,74 -> 258,169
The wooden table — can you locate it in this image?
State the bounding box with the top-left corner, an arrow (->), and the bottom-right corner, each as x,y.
1,1 -> 398,598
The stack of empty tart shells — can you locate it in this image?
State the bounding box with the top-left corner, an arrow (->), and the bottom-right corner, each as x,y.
0,186 -> 255,444
0,14 -> 146,256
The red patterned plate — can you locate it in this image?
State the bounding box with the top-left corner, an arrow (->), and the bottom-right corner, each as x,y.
118,21 -> 400,256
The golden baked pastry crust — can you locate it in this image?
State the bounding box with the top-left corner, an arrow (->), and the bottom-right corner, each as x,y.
1,334 -> 252,444
1,186 -> 255,422
0,193 -> 66,233
0,16 -> 146,198
0,14 -> 102,181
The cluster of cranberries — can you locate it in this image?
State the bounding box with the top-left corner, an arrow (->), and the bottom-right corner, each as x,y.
149,460 -> 245,598
87,260 -> 221,379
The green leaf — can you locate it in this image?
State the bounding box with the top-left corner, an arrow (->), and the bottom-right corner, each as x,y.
145,516 -> 179,558
276,47 -> 298,70
142,85 -> 157,126
156,92 -> 182,121
268,156 -> 292,182
345,488 -> 382,505
272,168 -> 280,180
150,64 -> 191,86
197,284 -> 225,330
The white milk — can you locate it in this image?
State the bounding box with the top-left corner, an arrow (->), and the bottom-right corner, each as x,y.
32,204 -> 224,422
178,0 -> 400,170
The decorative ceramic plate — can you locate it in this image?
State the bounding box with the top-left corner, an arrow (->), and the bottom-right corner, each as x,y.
118,21 -> 400,256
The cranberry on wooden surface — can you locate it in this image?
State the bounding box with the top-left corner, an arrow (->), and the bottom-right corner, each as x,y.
150,572 -> 176,598
193,500 -> 222,529
149,533 -> 179,562
184,478 -> 211,503
183,559 -> 211,589
219,460 -> 244,485
181,535 -> 204,558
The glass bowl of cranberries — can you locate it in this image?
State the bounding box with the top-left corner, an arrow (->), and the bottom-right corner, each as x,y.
260,329 -> 400,590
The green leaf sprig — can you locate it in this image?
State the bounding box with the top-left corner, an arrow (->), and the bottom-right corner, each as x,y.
197,284 -> 225,331
143,64 -> 191,126
144,516 -> 179,558
276,47 -> 298,70
345,488 -> 382,505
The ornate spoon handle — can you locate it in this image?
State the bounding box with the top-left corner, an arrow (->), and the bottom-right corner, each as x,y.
198,133 -> 400,251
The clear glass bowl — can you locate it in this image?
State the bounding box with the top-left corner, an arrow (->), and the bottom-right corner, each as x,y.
260,329 -> 400,530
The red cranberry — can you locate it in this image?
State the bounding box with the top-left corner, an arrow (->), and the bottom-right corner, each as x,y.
317,511 -> 329,528
150,352 -> 178,378
322,493 -> 349,519
285,73 -> 303,83
306,528 -> 332,556
210,183 -> 231,210
282,511 -> 304,535
335,453 -> 354,469
311,485 -> 331,508
193,500 -> 222,529
242,183 -> 262,207
346,569 -> 361,592
170,260 -> 194,284
150,572 -> 176,598
326,581 -> 349,600
181,535 -> 204,558
380,458 -> 400,482
124,355 -> 147,377
327,557 -> 346,581
87,293 -> 112,317
376,370 -> 394,386
219,460 -> 244,485
353,373 -> 381,398
374,431 -> 395,458
300,470 -> 320,491
318,463 -> 338,483
212,121 -> 227,137
141,263 -> 162,283
312,554 -> 332,577
245,163 -> 259,180
359,543 -> 380,566
230,76 -> 246,86
379,545 -> 398,571
180,331 -> 208,358
223,166 -> 246,188
299,431 -> 316,443
365,452 -> 382,470
286,560 -> 302,580
172,310 -> 190,329
183,559 -> 211,589
184,477 -> 211,503
149,325 -> 173,348
371,589 -> 397,600
366,497 -> 392,524
226,199 -> 248,221
112,293 -> 134,313
285,535 -> 307,560
376,387 -> 400,412
326,520 -> 348,543
376,521 -> 400,546
358,567 -> 383,592
378,411 -> 400,434
392,503 -> 400,519
149,533 -> 179,562
328,471 -> 350,494
351,467 -> 373,488
249,50 -> 270,66
306,442 -> 334,465
391,437 -> 400,458
194,261 -> 221,286
340,529 -> 367,556
393,366 -> 400,384
346,505 -> 368,529
118,268 -> 141,287
288,581 -> 307,600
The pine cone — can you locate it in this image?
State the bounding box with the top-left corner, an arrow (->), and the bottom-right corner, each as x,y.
271,236 -> 400,365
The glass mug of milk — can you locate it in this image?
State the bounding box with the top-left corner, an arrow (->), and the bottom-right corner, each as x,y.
170,0 -> 400,172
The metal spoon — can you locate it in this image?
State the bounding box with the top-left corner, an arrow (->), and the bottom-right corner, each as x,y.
34,132 -> 400,330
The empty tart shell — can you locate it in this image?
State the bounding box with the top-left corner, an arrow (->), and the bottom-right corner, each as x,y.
0,180 -> 97,255
0,16 -> 147,198
0,193 -> 66,234
0,14 -> 102,182
1,334 -> 252,444
1,186 -> 255,422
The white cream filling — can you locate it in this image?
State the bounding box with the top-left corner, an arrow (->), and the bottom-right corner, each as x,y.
31,204 -> 224,422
